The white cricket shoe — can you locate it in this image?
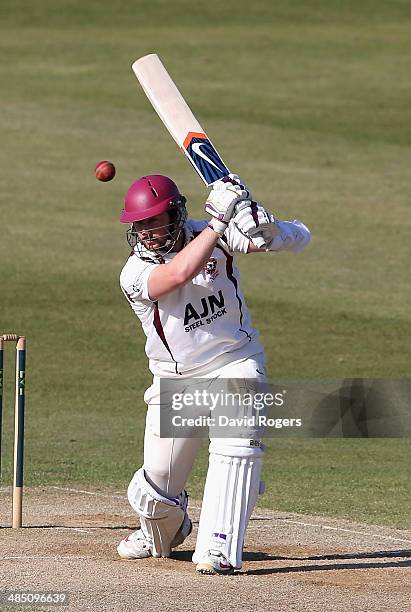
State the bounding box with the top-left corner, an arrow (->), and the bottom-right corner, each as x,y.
117,528 -> 152,559
195,550 -> 234,575
117,514 -> 193,560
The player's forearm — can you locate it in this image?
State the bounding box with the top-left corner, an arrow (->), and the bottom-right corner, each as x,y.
170,226 -> 221,281
147,226 -> 221,300
266,219 -> 311,252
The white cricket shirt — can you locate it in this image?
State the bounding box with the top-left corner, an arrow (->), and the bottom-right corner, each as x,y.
120,219 -> 264,377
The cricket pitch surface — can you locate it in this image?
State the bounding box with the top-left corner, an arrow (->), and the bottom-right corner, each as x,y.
1,487 -> 410,611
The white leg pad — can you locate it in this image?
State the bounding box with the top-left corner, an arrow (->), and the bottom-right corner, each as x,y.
192,453 -> 262,569
127,468 -> 189,558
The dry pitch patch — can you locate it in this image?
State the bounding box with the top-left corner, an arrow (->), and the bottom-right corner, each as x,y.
1,487 -> 410,612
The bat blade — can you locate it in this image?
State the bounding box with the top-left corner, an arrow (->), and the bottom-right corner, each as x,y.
132,54 -> 230,186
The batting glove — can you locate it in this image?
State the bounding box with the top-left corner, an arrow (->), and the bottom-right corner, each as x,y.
224,173 -> 252,197
205,177 -> 250,235
233,201 -> 311,252
232,200 -> 278,248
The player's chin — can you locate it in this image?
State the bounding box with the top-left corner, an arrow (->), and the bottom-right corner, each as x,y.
144,237 -> 167,249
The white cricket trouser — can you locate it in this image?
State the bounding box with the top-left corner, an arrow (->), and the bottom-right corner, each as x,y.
142,352 -> 267,497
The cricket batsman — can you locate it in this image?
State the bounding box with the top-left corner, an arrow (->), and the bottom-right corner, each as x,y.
116,174 -> 311,574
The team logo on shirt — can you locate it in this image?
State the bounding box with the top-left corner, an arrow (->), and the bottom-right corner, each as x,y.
202,257 -> 219,281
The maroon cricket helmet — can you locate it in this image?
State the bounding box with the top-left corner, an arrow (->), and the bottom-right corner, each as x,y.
120,175 -> 186,223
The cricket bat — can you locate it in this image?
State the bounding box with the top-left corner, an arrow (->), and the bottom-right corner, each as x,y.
131,53 -> 230,187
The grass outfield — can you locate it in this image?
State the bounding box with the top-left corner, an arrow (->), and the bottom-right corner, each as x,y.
0,1 -> 410,528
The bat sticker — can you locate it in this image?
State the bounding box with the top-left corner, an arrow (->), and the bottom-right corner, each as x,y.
183,132 -> 229,185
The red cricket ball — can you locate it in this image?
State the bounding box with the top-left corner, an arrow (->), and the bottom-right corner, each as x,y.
95,160 -> 116,182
